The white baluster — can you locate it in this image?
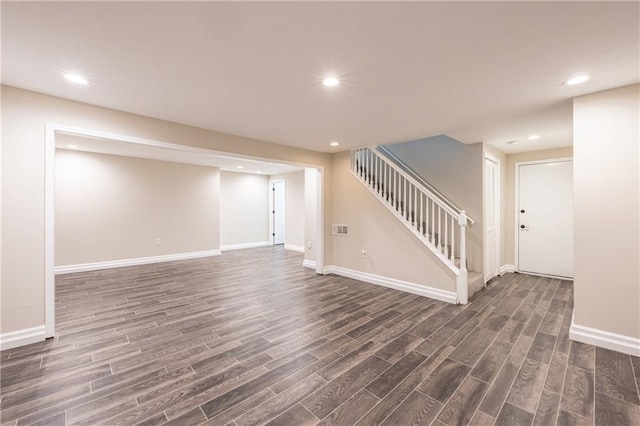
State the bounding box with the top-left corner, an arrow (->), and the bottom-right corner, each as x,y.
450,216 -> 456,263
457,210 -> 468,304
444,212 -> 449,259
438,206 -> 442,252
419,192 -> 423,234
430,199 -> 435,244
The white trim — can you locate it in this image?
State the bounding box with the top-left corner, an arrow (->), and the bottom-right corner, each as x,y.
302,259 -> 317,269
315,168 -> 324,274
323,265 -> 457,304
570,320 -> 640,357
45,123 -> 56,338
484,152 -> 501,283
284,244 -> 305,253
221,241 -> 270,252
55,250 -> 221,274
499,264 -> 515,274
514,157 -> 573,274
0,326 -> 47,351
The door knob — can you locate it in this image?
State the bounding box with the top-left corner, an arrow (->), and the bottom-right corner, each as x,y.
520,224 -> 525,228
520,224 -> 530,231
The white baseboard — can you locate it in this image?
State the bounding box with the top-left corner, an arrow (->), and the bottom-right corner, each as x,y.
570,320 -> 640,357
284,244 -> 305,253
55,250 -> 222,274
221,241 -> 270,252
323,265 -> 457,304
0,326 -> 46,351
302,259 -> 317,269
499,264 -> 515,274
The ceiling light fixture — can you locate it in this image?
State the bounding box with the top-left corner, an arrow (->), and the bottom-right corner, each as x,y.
528,134 -> 540,141
67,144 -> 79,149
330,141 -> 340,147
564,74 -> 590,85
64,74 -> 89,85
256,171 -> 263,174
506,140 -> 518,145
236,165 -> 243,169
323,77 -> 340,87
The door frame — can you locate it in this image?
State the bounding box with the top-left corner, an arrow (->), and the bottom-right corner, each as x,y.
44,122 -> 325,339
268,179 -> 286,246
483,152 -> 501,282
514,157 -> 573,276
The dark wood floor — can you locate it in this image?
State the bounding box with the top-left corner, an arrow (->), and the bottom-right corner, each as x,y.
1,247 -> 639,426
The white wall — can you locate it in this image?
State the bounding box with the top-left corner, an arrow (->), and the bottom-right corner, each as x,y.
573,84 -> 639,342
270,170 -> 305,250
220,171 -> 269,248
55,150 -> 220,266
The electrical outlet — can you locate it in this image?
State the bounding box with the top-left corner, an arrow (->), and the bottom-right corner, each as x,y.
361,248 -> 367,257
155,238 -> 160,246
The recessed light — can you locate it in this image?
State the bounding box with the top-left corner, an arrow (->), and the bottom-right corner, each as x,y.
236,165 -> 243,169
564,74 -> 590,85
506,140 -> 518,145
256,171 -> 263,174
64,74 -> 89,85
67,144 -> 79,149
323,77 -> 340,87
330,141 -> 340,147
528,134 -> 540,141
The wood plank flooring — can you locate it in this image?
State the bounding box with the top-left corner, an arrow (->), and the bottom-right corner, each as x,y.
1,246 -> 639,425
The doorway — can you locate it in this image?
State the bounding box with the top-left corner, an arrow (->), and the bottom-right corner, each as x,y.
43,123 -> 325,339
484,154 -> 500,281
516,159 -> 573,278
270,180 -> 286,245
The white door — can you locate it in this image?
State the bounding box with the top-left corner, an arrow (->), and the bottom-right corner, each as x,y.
484,156 -> 500,281
272,181 -> 286,245
518,161 -> 573,278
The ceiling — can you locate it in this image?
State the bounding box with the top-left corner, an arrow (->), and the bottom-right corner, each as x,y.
2,2 -> 638,154
56,133 -> 303,176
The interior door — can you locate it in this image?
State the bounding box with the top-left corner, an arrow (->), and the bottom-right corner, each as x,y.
484,156 -> 499,281
272,181 -> 286,245
518,160 -> 573,278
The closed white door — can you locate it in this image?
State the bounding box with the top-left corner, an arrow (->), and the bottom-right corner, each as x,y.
484,156 -> 500,281
518,161 -> 573,278
272,181 -> 286,245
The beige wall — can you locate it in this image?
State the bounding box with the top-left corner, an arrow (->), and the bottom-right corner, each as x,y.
220,171 -> 269,247
304,168 -> 319,262
504,147 -> 574,266
270,170 -> 305,249
56,150 -> 220,265
384,136 -> 484,273
1,85 -> 332,334
330,151 -> 455,291
573,84 -> 639,339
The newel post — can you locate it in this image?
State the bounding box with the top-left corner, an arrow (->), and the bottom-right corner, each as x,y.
456,210 -> 468,304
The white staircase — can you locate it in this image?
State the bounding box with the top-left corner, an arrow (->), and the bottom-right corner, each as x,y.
350,146 -> 483,304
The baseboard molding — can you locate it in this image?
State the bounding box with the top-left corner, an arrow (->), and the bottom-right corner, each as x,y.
302,259 -> 317,270
0,326 -> 46,351
570,320 -> 640,356
284,244 -> 305,253
55,250 -> 222,274
323,265 -> 457,304
499,264 -> 515,274
221,241 -> 270,252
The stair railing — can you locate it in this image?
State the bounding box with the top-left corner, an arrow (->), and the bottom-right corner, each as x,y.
350,147 -> 473,304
